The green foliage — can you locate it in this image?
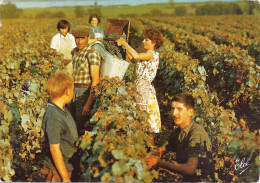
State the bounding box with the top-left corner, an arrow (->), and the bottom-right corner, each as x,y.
243,1 -> 260,15
88,6 -> 103,17
131,17 -> 259,182
0,3 -> 23,19
175,6 -> 187,16
52,11 -> 66,18
0,19 -> 65,181
74,6 -> 87,18
0,104 -> 15,182
35,11 -> 66,18
140,17 -> 259,120
77,78 -> 158,182
1,15 -> 259,182
190,3 -> 197,9
158,36 -> 258,183
168,0 -> 174,7
150,9 -> 163,16
228,3 -> 243,15
196,3 -> 242,15
171,15 -> 259,60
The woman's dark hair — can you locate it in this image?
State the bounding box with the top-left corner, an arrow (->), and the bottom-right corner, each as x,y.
143,27 -> 164,49
88,14 -> 101,24
172,93 -> 195,109
57,19 -> 70,32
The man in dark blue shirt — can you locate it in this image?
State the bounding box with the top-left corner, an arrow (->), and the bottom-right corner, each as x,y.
145,93 -> 213,182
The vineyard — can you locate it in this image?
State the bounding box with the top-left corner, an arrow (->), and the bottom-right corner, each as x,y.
0,15 -> 259,182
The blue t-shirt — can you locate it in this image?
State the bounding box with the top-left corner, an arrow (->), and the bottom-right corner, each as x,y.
42,102 -> 78,171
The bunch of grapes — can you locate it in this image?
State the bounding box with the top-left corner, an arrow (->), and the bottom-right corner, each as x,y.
104,33 -> 127,59
107,33 -> 127,40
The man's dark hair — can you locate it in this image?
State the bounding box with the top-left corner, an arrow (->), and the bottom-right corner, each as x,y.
172,93 -> 195,109
57,19 -> 70,31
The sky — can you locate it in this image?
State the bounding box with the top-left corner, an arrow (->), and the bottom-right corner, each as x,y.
3,0 -> 242,9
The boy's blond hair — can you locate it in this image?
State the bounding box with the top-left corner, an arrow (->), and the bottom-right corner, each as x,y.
46,70 -> 74,98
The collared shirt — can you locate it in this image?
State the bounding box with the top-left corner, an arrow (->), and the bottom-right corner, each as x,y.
178,121 -> 194,142
72,46 -> 101,85
165,122 -> 213,181
42,102 -> 78,171
50,32 -> 76,52
166,122 -> 212,162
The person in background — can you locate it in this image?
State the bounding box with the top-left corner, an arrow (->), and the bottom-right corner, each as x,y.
50,19 -> 77,76
144,93 -> 213,182
71,25 -> 101,134
41,70 -> 78,182
116,27 -> 163,137
88,14 -> 105,44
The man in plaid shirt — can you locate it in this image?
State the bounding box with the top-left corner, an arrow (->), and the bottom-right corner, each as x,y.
71,25 -> 101,134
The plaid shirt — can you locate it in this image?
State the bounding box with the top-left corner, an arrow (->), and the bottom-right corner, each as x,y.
72,46 -> 101,85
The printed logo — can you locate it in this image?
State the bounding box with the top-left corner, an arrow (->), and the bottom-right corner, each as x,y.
234,158 -> 251,175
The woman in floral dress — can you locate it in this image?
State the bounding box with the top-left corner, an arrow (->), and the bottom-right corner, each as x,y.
116,27 -> 163,134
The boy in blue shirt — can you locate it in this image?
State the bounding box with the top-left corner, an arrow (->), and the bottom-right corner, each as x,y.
41,70 -> 78,182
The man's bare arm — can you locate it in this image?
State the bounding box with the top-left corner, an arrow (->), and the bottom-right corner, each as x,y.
82,65 -> 100,115
157,157 -> 198,175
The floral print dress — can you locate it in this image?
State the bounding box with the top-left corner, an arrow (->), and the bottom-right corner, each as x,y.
134,50 -> 161,133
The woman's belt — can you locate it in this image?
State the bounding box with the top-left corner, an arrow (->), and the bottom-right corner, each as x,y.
74,83 -> 89,88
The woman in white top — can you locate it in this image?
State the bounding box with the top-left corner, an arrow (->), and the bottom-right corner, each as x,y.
50,20 -> 77,76
88,14 -> 105,44
116,27 -> 164,135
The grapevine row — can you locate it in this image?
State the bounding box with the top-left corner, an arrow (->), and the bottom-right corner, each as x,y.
0,16 -> 259,182
138,18 -> 259,109
150,15 -> 260,40
149,16 -> 260,60
130,18 -> 259,182
0,18 -> 65,181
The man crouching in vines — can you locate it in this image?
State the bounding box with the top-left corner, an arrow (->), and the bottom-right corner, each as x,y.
41,71 -> 78,182
70,25 -> 101,134
144,93 -> 213,182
